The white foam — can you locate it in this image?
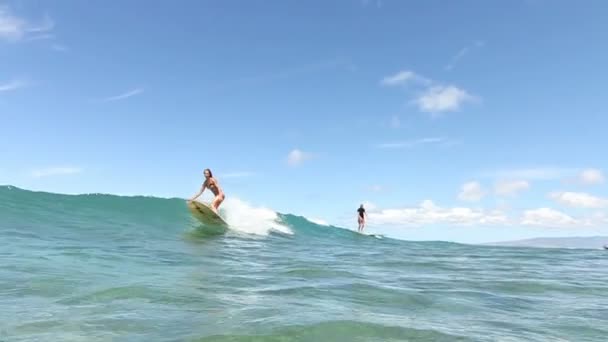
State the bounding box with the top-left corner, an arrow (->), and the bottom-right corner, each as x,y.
220,197 -> 293,236
307,217 -> 329,226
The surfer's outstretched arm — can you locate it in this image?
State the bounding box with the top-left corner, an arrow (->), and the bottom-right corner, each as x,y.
188,183 -> 206,202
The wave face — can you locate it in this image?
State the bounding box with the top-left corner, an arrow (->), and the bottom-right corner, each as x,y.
2,185 -> 608,341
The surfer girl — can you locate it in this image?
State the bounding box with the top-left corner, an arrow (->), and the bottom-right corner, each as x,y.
188,168 -> 225,214
357,204 -> 367,232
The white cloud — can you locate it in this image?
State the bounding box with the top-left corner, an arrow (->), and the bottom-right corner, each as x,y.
521,208 -> 578,228
495,180 -> 530,196
479,210 -> 509,225
549,191 -> 608,209
358,200 -> 606,229
578,168 -> 604,185
101,88 -> 144,102
287,149 -> 314,167
0,79 -> 28,92
380,70 -> 477,116
368,200 -> 506,226
590,212 -> 608,225
0,6 -> 54,42
414,85 -> 476,115
458,181 -> 485,202
31,167 -> 82,178
380,70 -> 430,87
375,137 -> 448,149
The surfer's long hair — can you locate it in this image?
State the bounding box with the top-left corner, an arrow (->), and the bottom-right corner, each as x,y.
204,168 -> 213,178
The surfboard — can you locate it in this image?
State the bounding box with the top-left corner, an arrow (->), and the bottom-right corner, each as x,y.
187,201 -> 228,227
357,231 -> 384,239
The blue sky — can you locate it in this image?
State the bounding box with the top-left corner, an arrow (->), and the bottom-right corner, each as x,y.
1,0 -> 607,243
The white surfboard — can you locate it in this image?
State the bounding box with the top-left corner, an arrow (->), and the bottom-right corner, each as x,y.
187,201 -> 228,227
358,231 -> 384,239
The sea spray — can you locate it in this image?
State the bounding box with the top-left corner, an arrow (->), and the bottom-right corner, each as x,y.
220,197 -> 293,236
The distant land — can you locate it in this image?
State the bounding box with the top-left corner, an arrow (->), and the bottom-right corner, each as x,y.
484,236 -> 608,249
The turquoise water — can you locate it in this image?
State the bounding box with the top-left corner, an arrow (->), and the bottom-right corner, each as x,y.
1,185 -> 607,341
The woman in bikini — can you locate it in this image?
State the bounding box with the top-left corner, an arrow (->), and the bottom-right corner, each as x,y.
188,168 -> 225,214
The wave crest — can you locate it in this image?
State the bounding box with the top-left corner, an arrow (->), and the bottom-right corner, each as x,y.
220,197 -> 292,236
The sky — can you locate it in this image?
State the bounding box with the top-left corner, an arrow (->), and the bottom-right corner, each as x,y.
1,0 -> 608,243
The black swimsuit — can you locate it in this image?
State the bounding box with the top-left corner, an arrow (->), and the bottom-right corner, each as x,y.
357,207 -> 365,218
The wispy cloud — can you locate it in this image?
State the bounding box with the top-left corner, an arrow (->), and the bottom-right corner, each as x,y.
480,167 -> 579,181
287,149 -> 314,167
100,88 -> 144,102
445,40 -> 484,71
27,14 -> 54,33
31,166 -> 82,178
380,70 -> 430,87
445,47 -> 469,71
375,137 -> 451,149
0,6 -> 54,42
458,181 -> 485,202
578,168 -> 604,185
51,44 -> 68,52
0,79 -> 28,92
494,180 -> 530,197
24,33 -> 54,41
549,191 -> 608,209
368,185 -> 384,192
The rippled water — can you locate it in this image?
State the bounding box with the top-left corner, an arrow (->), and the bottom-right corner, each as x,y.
1,186 -> 607,341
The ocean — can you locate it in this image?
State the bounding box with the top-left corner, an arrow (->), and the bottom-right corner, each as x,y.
1,185 -> 607,341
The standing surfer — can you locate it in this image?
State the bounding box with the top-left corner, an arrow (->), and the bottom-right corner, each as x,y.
188,168 -> 225,214
357,204 -> 367,233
